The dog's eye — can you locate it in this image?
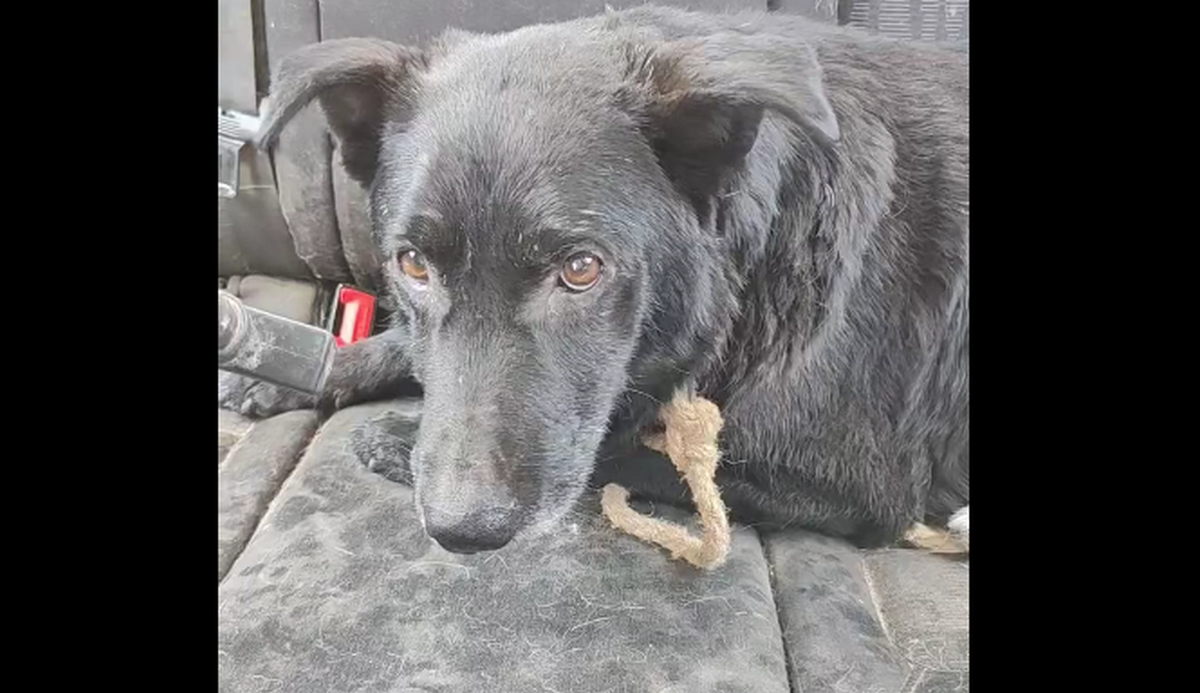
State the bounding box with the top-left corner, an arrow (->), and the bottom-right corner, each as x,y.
560,252 -> 603,292
399,249 -> 429,283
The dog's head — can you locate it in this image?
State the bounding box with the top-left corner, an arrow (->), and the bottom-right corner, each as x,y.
258,19 -> 838,553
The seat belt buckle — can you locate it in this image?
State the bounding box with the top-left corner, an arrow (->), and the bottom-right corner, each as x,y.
325,285 -> 377,348
219,291 -> 335,395
218,107 -> 262,198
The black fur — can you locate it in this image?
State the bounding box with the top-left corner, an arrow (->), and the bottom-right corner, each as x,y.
243,6 -> 969,552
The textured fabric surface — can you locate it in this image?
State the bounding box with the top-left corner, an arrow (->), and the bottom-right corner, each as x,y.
225,275 -> 319,323
254,0 -> 354,283
275,109 -> 354,282
216,402 -> 970,692
320,0 -> 771,45
864,550 -> 970,693
218,410 -> 254,466
765,535 -> 971,693
765,531 -> 907,693
218,402 -> 790,693
219,410 -> 321,581
218,147 -> 313,280
218,0 -> 258,113
331,158 -> 387,290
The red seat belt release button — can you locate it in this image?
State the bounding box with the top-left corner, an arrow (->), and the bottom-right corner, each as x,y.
333,285 -> 376,348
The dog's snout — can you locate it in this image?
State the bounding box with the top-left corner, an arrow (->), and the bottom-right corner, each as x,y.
423,505 -> 521,554
413,417 -> 531,554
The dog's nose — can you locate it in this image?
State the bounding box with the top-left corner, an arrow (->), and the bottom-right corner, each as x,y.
423,506 -> 520,554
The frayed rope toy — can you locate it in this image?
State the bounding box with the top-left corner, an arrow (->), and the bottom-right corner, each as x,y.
600,391 -> 732,570
599,390 -> 968,569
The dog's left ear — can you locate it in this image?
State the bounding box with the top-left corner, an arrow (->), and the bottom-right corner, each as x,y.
624,39 -> 839,208
255,38 -> 428,187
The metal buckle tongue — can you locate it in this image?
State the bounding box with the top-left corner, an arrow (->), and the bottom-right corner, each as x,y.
218,291 -> 335,395
218,108 -> 262,199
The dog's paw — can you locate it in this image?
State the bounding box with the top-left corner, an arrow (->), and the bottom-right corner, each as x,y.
218,371 -> 317,419
348,409 -> 422,485
948,504 -> 969,550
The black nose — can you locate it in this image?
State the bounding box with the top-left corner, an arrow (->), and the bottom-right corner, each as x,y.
423,507 -> 520,554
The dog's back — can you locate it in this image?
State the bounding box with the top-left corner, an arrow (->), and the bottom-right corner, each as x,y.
590,6 -> 971,543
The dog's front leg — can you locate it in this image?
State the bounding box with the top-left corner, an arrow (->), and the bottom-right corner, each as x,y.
317,325 -> 420,409
349,407 -> 421,486
589,443 -> 693,510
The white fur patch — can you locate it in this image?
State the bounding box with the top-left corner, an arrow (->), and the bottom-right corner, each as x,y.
948,504 -> 969,549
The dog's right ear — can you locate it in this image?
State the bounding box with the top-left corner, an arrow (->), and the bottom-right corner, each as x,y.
255,38 -> 427,187
620,38 -> 839,213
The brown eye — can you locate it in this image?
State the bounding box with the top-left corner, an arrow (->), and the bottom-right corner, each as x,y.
560,252 -> 603,291
399,249 -> 429,282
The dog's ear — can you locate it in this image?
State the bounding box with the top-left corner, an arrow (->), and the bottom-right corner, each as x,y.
623,39 -> 839,208
256,38 -> 428,186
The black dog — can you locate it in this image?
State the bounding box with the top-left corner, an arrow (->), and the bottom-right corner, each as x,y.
232,6 -> 970,554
